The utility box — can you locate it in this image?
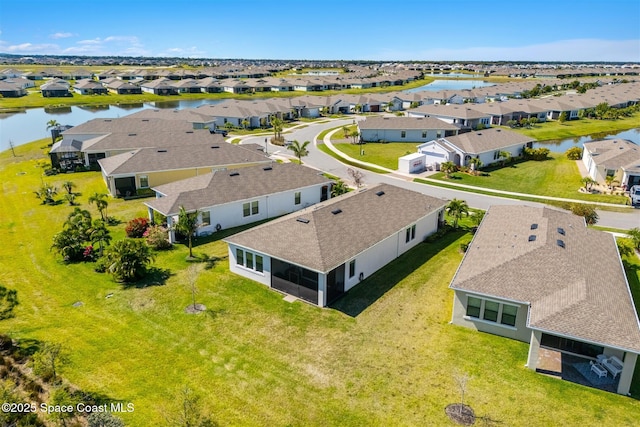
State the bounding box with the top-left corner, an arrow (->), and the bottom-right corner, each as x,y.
398,152 -> 426,174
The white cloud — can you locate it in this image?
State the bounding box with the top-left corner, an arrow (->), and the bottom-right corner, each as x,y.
157,46 -> 206,57
2,42 -> 60,53
369,39 -> 640,62
50,32 -> 74,39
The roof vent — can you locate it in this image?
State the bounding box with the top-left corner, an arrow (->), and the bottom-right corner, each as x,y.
557,239 -> 565,248
331,209 -> 342,215
211,145 -> 219,149
157,149 -> 167,153
530,223 -> 538,230
229,172 -> 240,177
263,166 -> 272,171
528,235 -> 536,242
186,131 -> 193,133
557,227 -> 565,235
128,133 -> 137,136
376,191 -> 385,196
296,218 -> 310,224
142,119 -> 149,122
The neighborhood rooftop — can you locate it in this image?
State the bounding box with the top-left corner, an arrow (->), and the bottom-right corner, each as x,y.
224,183 -> 447,273
450,205 -> 640,354
436,127 -> 534,154
358,116 -> 459,131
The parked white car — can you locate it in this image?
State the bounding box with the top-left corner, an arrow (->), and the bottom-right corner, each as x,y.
630,185 -> 640,205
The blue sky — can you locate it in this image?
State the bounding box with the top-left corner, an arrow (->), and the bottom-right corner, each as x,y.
1,0 -> 638,61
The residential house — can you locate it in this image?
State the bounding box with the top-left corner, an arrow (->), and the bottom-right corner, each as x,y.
407,104 -> 491,131
416,127 -> 534,168
73,79 -> 108,95
102,78 -> 143,95
0,80 -> 27,97
224,183 -> 446,306
449,205 -> 640,395
358,116 -> 459,143
140,78 -> 179,95
144,162 -> 334,242
98,138 -> 270,197
582,139 -> 640,189
41,79 -> 71,97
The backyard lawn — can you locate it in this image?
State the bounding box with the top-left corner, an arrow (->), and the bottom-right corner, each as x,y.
331,141 -> 420,170
429,153 -> 629,204
505,114 -> 640,141
0,141 -> 639,426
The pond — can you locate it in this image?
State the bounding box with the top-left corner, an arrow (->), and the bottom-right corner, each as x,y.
534,128 -> 640,152
0,98 -> 224,151
405,79 -> 495,93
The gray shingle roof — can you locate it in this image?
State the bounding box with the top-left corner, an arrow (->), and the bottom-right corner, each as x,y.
450,205 -> 640,353
225,183 -> 447,273
440,128 -> 534,154
408,104 -> 489,119
145,163 -> 333,216
98,141 -> 269,175
358,116 -> 459,131
583,139 -> 640,172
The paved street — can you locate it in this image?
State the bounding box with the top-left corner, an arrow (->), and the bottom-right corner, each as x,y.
239,118 -> 640,230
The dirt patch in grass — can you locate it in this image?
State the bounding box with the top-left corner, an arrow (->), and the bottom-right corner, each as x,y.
445,403 -> 476,425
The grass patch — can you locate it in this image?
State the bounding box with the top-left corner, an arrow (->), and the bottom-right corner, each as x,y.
428,153 -> 629,204
331,141 -> 420,170
316,143 -> 390,174
504,113 -> 640,141
1,141 -> 639,426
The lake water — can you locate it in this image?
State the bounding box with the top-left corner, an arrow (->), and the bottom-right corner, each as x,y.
405,79 -> 495,93
0,98 -> 223,151
534,128 -> 640,152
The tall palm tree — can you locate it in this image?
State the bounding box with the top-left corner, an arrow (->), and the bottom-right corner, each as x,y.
498,151 -> 511,166
89,219 -> 111,257
270,115 -> 284,143
62,180 -> 76,195
446,198 -> 469,229
287,140 -> 310,164
342,125 -> 351,140
88,192 -> 109,221
175,206 -> 199,258
468,157 -> 482,175
46,119 -> 60,131
605,175 -> 619,190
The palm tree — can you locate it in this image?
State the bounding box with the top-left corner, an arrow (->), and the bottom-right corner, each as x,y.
103,239 -> 155,282
498,151 -> 511,166
605,175 -> 619,190
34,183 -> 58,205
446,198 -> 469,229
350,131 -> 360,145
270,115 -> 284,144
581,176 -> 596,192
88,192 -> 109,221
468,157 -> 482,175
440,161 -> 456,179
64,193 -> 77,206
62,181 -> 76,195
175,206 -> 199,259
342,125 -> 351,140
89,219 -> 111,257
64,207 -> 93,241
241,118 -> 250,129
287,140 -> 310,164
331,180 -> 349,197
627,228 -> 640,251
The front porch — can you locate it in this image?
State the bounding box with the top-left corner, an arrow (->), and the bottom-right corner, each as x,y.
536,348 -> 620,394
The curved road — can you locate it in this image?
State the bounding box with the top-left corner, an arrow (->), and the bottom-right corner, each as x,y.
240,119 -> 640,230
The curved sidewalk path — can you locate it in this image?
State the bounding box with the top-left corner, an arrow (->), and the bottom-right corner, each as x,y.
320,128 -> 634,209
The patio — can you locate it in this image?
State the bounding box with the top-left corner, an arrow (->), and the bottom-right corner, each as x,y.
536,348 -> 619,393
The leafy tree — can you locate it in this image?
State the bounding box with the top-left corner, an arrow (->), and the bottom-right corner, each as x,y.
62,180 -> 76,195
446,198 -> 469,229
287,140 -> 310,163
440,161 -> 457,179
331,180 -> 349,197
103,239 -> 155,282
64,207 -> 93,241
595,102 -> 610,119
468,157 -> 482,174
270,115 -> 284,143
32,342 -> 67,383
145,225 -> 172,250
627,228 -> 640,250
241,118 -> 250,129
527,117 -> 538,128
506,119 -> 518,128
34,182 -> 58,205
350,131 -> 360,145
89,192 -> 109,221
0,285 -> 18,320
498,151 -> 511,166
617,238 -> 635,258
558,111 -> 568,123
176,206 -> 200,258
341,125 -> 351,140
87,411 -> 126,427
347,168 -> 365,188
89,219 -> 111,257
604,175 -> 619,190
565,146 -> 583,160
570,203 -> 598,225
64,193 -> 77,206
46,119 -> 60,131
581,176 -> 596,191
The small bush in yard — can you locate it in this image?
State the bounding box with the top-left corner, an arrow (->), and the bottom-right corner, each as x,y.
125,217 -> 149,238
145,225 -> 172,250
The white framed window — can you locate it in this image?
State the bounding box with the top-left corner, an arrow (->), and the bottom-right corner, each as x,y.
349,259 -> 356,278
243,200 -> 259,217
294,191 -> 301,205
466,296 -> 518,327
139,175 -> 149,188
201,211 -> 210,226
401,131 -> 406,138
405,224 -> 416,243
422,131 -> 427,138
235,248 -> 264,274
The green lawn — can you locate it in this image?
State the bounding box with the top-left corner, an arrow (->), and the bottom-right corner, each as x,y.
429,153 -> 629,204
505,114 -> 640,141
1,141 -> 639,426
331,142 -> 420,170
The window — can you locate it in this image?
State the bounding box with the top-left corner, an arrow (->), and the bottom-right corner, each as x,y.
349,260 -> 356,278
139,175 -> 149,188
466,297 -> 482,318
255,255 -> 263,273
401,131 -> 406,138
235,248 -> 263,274
246,251 -> 254,269
201,211 -> 210,226
243,200 -> 259,217
405,224 -> 416,243
466,296 -> 518,327
236,248 -> 244,266
422,131 -> 427,138
436,130 -> 443,138
294,191 -> 301,205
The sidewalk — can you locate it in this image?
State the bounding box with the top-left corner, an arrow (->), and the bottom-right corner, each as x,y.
320,128 -> 633,209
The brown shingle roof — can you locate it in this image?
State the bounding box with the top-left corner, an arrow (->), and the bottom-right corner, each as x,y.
450,205 -> 640,353
440,128 -> 534,154
358,116 -> 459,131
145,163 -> 333,216
225,183 -> 446,273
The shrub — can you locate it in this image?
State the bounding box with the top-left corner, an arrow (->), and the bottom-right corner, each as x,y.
144,225 -> 172,250
565,146 -> 582,160
569,203 -> 598,225
125,217 -> 149,238
523,147 -> 550,161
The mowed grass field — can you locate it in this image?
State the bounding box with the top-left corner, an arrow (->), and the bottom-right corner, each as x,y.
1,141 -> 639,426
